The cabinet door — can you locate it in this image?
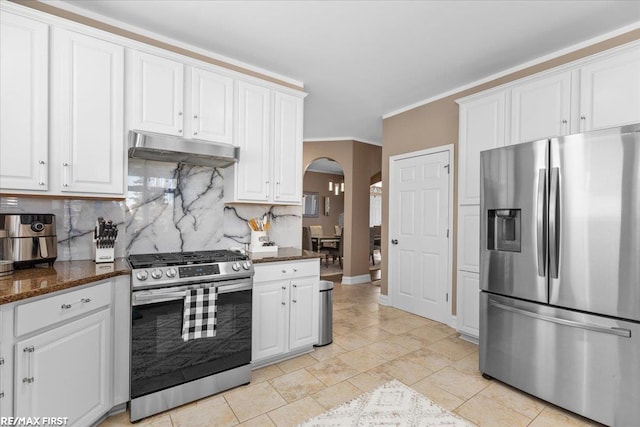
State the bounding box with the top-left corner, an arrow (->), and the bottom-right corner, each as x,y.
289,277 -> 318,350
456,271 -> 480,340
252,281 -> 288,362
510,71 -> 571,144
0,12 -> 48,191
458,92 -> 506,205
191,67 -> 233,144
54,29 -> 125,195
457,205 -> 480,273
15,309 -> 111,426
132,51 -> 184,135
236,81 -> 271,201
272,92 -> 303,203
579,46 -> 640,131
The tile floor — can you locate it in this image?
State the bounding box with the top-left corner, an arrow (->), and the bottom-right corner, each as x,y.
100,280 -> 603,427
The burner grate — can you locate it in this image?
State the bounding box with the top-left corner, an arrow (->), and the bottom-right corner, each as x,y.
128,250 -> 248,269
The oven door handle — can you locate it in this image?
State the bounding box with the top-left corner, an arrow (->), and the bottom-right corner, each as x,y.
132,279 -> 252,306
132,291 -> 186,306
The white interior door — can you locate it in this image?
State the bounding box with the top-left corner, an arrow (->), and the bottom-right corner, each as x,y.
389,149 -> 451,324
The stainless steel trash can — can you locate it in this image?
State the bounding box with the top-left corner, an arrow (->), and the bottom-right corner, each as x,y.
315,280 -> 334,347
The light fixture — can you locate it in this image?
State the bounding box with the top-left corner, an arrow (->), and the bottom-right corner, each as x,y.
328,178 -> 344,195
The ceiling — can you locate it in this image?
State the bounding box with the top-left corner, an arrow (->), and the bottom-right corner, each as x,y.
52,1 -> 640,145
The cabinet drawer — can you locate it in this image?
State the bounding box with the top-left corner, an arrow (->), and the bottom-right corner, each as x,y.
254,259 -> 320,283
15,281 -> 111,336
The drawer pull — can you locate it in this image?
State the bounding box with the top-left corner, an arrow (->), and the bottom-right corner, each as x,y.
61,298 -> 92,310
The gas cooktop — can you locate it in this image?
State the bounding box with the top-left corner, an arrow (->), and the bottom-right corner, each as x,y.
128,250 -> 253,289
128,250 -> 249,269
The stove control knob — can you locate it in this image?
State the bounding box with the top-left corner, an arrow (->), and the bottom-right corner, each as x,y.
166,268 -> 177,278
136,270 -> 149,281
242,261 -> 251,270
151,269 -> 163,280
231,262 -> 241,272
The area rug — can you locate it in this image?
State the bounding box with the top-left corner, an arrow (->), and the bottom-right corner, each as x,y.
298,380 -> 475,427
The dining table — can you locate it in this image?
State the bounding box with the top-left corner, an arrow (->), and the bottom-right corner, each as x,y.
311,235 -> 340,252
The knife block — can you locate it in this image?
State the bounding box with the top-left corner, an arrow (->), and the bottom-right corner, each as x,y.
93,240 -> 115,263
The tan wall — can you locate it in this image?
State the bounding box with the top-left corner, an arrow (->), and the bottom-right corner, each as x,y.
302,171 -> 345,233
304,141 -> 382,280
381,29 -> 640,311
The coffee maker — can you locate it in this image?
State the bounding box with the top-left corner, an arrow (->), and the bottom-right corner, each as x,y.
0,214 -> 58,268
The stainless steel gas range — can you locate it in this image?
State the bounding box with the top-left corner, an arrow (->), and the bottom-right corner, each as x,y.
128,250 -> 254,422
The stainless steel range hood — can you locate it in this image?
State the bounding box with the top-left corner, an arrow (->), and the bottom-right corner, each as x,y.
128,130 -> 238,168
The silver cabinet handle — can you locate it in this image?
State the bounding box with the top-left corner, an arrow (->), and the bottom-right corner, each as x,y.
490,300 -> 631,338
265,180 -> 270,199
193,131 -> 198,135
292,283 -> 297,303
0,356 -> 4,398
391,239 -> 398,245
178,111 -> 183,116
281,285 -> 287,306
193,114 -> 198,119
62,162 -> 69,187
61,298 -> 92,309
275,181 -> 280,199
23,346 -> 35,384
38,160 -> 46,186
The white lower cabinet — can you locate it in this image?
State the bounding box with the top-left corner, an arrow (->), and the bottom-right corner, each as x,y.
456,271 -> 480,341
14,309 -> 111,425
252,260 -> 319,366
0,276 -> 130,423
252,281 -> 288,361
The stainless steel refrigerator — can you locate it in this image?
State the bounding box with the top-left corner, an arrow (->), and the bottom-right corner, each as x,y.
479,123 -> 640,426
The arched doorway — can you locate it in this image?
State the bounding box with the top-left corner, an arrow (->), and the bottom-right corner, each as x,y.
303,158 -> 345,277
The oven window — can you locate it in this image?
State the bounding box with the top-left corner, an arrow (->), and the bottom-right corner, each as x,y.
131,289 -> 251,399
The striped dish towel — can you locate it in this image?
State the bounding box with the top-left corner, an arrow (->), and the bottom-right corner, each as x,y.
182,287 -> 217,341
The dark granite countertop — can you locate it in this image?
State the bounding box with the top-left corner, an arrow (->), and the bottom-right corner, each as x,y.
250,248 -> 322,264
0,258 -> 131,305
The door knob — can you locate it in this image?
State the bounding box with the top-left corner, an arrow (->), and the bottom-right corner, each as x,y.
391,239 -> 398,245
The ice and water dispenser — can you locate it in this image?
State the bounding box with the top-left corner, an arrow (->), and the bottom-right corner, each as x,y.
487,209 -> 521,252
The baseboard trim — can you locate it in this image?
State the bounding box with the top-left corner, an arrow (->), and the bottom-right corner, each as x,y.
378,293 -> 390,306
341,274 -> 371,285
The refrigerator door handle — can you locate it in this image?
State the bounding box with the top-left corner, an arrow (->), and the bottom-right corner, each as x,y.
489,300 -> 632,338
549,167 -> 560,278
536,169 -> 547,277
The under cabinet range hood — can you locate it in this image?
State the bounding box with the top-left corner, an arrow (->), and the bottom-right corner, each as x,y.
128,130 -> 239,168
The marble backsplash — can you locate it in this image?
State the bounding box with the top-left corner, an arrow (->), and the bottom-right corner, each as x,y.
0,159 -> 302,261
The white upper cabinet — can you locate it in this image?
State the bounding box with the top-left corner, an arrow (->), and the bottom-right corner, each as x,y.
272,92 -> 303,203
510,71 -> 572,144
0,12 -> 49,192
53,28 -> 125,195
131,51 -> 236,145
131,51 -> 184,136
235,80 -> 272,201
579,45 -> 640,131
458,91 -> 506,205
190,67 -> 234,144
228,82 -> 304,204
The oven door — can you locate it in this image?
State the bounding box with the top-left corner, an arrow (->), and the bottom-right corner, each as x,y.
130,278 -> 252,399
